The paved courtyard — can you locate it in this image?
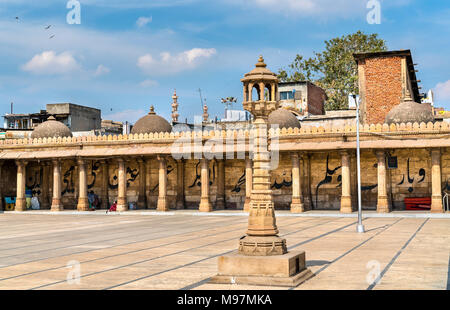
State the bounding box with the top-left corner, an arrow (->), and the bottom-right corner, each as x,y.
0,211 -> 449,290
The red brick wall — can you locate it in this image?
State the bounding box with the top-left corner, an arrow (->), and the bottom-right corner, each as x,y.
362,56 -> 403,124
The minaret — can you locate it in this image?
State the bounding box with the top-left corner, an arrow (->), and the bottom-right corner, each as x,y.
202,100 -> 209,123
171,89 -> 179,123
211,56 -> 313,287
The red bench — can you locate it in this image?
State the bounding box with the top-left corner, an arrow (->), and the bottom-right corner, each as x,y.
404,197 -> 431,210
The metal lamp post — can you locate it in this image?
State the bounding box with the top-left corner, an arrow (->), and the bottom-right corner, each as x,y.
354,94 -> 365,233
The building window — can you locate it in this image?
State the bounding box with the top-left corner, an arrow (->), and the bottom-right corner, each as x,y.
280,91 -> 294,100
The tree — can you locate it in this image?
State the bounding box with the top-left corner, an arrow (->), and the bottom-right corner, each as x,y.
278,31 -> 387,110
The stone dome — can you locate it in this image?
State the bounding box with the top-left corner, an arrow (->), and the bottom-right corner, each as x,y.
268,109 -> 301,129
31,116 -> 73,139
131,106 -> 172,134
385,94 -> 434,125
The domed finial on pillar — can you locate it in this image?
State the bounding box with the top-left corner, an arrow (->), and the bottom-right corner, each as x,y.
171,89 -> 179,123
149,105 -> 156,115
256,55 -> 267,68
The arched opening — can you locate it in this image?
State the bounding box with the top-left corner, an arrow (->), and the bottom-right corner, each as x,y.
264,84 -> 272,101
252,84 -> 260,101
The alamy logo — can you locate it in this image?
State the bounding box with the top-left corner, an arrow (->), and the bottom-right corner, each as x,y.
367,0 -> 381,24
67,0 -> 81,25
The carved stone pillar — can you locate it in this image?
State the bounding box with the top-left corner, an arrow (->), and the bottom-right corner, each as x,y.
101,160 -> 109,209
51,159 -> 63,211
117,158 -> 128,211
199,158 -> 212,212
244,157 -> 252,212
76,159 -> 89,211
15,160 -> 27,211
137,158 -> 146,209
157,156 -> 168,211
376,150 -> 390,213
303,153 -> 312,211
176,159 -> 185,210
340,151 -> 352,213
431,149 -> 443,213
290,153 -> 304,213
0,161 -> 3,211
216,159 -> 225,210
40,162 -> 50,209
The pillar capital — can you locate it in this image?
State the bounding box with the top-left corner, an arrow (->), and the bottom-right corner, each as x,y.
15,160 -> 28,167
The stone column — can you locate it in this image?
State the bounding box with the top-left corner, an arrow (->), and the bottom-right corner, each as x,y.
117,158 -> 128,211
199,158 -> 212,212
157,156 -> 168,211
216,159 -> 225,210
376,150 -> 390,213
41,162 -> 50,209
76,159 -> 89,211
175,159 -> 185,209
340,151 -> 353,213
101,160 -> 109,209
243,157 -> 253,212
15,161 -> 28,211
303,153 -> 312,210
290,153 -> 304,213
431,149 -> 443,213
0,161 -> 3,211
51,159 -> 63,211
137,158 -> 146,209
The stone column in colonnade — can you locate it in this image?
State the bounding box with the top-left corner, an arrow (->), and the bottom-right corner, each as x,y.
175,159 -> 185,210
157,156 -> 169,211
430,148 -> 444,213
15,160 -> 28,212
137,158 -> 146,209
40,162 -> 50,210
290,152 -> 304,213
117,158 -> 128,212
76,158 -> 89,211
199,158 -> 212,212
100,160 -> 109,209
51,159 -> 63,211
340,150 -> 353,213
376,150 -> 390,213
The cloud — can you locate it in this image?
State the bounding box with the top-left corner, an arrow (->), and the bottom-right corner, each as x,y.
136,16 -> 153,28
94,64 -> 110,76
103,109 -> 146,123
21,51 -> 79,75
139,79 -> 159,88
434,80 -> 450,101
137,48 -> 217,75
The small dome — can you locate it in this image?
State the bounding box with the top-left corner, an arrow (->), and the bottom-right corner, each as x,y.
31,116 -> 72,139
131,106 -> 172,134
268,109 -> 301,129
385,95 -> 434,125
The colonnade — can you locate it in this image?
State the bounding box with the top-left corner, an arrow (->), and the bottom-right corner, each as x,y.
6,148 -> 447,213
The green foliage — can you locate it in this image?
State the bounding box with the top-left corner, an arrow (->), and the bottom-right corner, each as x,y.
278,31 -> 387,110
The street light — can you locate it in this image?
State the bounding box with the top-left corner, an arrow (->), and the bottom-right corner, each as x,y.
354,94 -> 365,233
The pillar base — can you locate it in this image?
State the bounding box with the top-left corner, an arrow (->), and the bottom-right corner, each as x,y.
340,196 -> 353,213
210,251 -> 314,288
377,196 -> 391,213
116,197 -> 128,212
290,198 -> 304,213
15,198 -> 27,211
51,198 -> 64,211
238,235 -> 287,256
157,197 -> 169,211
199,198 -> 212,212
77,198 -> 89,211
431,197 -> 443,213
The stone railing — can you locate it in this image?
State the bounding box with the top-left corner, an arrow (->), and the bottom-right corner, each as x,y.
1,121 -> 449,147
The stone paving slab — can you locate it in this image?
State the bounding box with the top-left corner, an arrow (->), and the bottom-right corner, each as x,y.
0,213 -> 448,290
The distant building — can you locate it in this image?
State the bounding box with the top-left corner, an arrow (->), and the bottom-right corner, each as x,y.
277,82 -> 327,116
3,103 -> 101,137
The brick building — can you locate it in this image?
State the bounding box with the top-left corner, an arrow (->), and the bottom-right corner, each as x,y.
354,50 -> 422,124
